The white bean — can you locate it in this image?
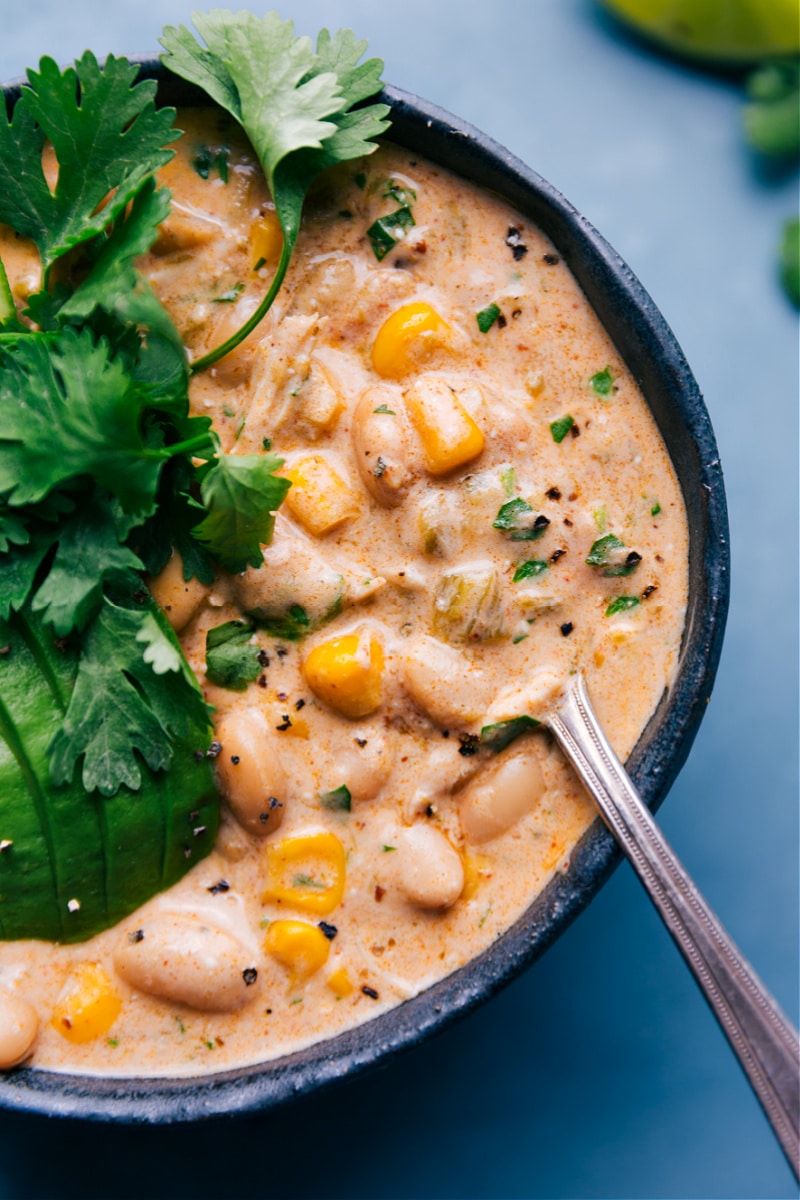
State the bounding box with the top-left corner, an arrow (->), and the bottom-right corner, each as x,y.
402,636 -> 492,726
352,387 -> 413,506
394,825 -> 464,910
114,915 -> 261,1012
148,550 -> 209,633
234,535 -> 343,628
459,751 -> 546,844
214,710 -> 287,836
0,988 -> 38,1069
324,729 -> 396,803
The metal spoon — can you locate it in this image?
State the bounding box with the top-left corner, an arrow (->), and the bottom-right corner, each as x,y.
543,673 -> 799,1180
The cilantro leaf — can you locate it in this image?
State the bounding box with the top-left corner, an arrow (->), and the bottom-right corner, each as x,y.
205,620 -> 261,690
513,559 -> 548,582
160,11 -> 389,369
320,784 -> 351,812
606,595 -> 641,617
0,330 -> 167,516
0,53 -> 177,277
258,604 -> 311,642
30,493 -> 143,635
48,594 -> 211,796
193,453 -> 291,573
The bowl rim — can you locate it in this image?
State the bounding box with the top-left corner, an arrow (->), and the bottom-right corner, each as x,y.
0,66 -> 730,1124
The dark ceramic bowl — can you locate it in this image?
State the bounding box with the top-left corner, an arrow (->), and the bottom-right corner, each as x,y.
0,65 -> 729,1123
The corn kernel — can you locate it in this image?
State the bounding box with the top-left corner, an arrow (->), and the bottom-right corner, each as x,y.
265,920 -> 330,982
263,832 -> 346,915
327,967 -> 354,997
251,210 -> 283,268
372,302 -> 450,379
461,852 -> 491,900
404,377 -> 485,476
50,963 -> 121,1045
283,456 -> 360,537
302,632 -> 384,718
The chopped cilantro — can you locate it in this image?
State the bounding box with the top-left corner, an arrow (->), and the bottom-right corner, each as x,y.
320,784 -> 352,812
476,303 -> 501,333
550,414 -> 575,443
480,715 -> 539,753
262,437 -> 272,451
650,501 -> 662,517
382,844 -> 396,852
192,144 -> 230,181
373,403 -> 396,414
606,596 -> 641,617
384,180 -> 416,205
493,498 -> 549,541
259,605 -> 311,642
513,559 -> 548,582
367,206 -> 415,260
293,873 -> 325,889
205,620 -> 261,691
590,366 -> 614,396
586,533 -> 641,577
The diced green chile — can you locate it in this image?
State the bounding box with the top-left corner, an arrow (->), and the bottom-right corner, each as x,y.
0,608 -> 217,943
493,498 -> 550,541
367,207 -> 415,260
586,533 -> 642,577
320,784 -> 351,812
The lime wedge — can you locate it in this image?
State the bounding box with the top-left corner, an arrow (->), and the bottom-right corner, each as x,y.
600,0 -> 800,65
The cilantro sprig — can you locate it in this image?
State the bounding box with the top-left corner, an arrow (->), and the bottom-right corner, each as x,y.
160,10 -> 390,370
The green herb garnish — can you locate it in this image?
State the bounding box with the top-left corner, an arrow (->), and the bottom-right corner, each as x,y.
493,498 -> 549,541
780,216 -> 800,306
373,403 -> 396,414
550,414 -> 575,443
161,12 -> 390,369
213,283 -> 244,303
193,143 -> 230,181
293,873 -> 326,890
476,303 -> 501,333
650,501 -> 662,517
743,60 -> 800,158
513,559 -> 548,582
367,206 -> 415,260
589,366 -> 614,396
480,715 -> 539,753
205,620 -> 261,690
258,604 -> 311,641
586,533 -> 641,577
605,596 -> 641,616
320,784 -> 352,812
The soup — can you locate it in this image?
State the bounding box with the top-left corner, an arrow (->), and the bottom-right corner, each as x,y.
0,111 -> 687,1077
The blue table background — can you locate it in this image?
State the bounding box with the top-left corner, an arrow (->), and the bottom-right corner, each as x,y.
0,1 -> 797,1197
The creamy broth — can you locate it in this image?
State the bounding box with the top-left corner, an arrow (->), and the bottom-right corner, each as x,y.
0,111 -> 687,1077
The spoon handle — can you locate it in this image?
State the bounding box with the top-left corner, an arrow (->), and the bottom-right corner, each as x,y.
546,674 -> 799,1180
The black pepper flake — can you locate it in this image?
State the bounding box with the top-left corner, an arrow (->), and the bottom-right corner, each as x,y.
277,691 -> 288,701
128,929 -> 145,944
207,880 -> 231,894
543,253 -> 560,265
425,804 -> 435,818
626,551 -> 643,566
230,755 -> 240,765
560,622 -> 574,637
570,423 -> 580,438
295,698 -> 306,711
318,921 -> 338,941
268,797 -> 282,810
642,584 -> 658,600
207,741 -> 222,759
511,308 -> 522,319
505,227 -> 528,260
496,313 -> 507,329
361,985 -> 379,1000
442,729 -> 450,738
258,674 -> 267,688
257,649 -> 270,668
374,456 -> 387,479
550,548 -> 566,563
458,732 -> 481,757
563,518 -> 574,527
533,514 -> 550,533
276,716 -> 292,731
546,486 -> 561,501
354,737 -> 368,747
276,646 -> 288,657
242,967 -> 258,986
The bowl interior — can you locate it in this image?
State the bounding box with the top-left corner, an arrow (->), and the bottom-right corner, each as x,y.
0,69 -> 730,1123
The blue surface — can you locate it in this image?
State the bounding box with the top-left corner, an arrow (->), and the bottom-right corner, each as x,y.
0,1 -> 797,1196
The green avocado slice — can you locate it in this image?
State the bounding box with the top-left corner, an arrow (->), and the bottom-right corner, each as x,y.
0,607 -> 218,943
